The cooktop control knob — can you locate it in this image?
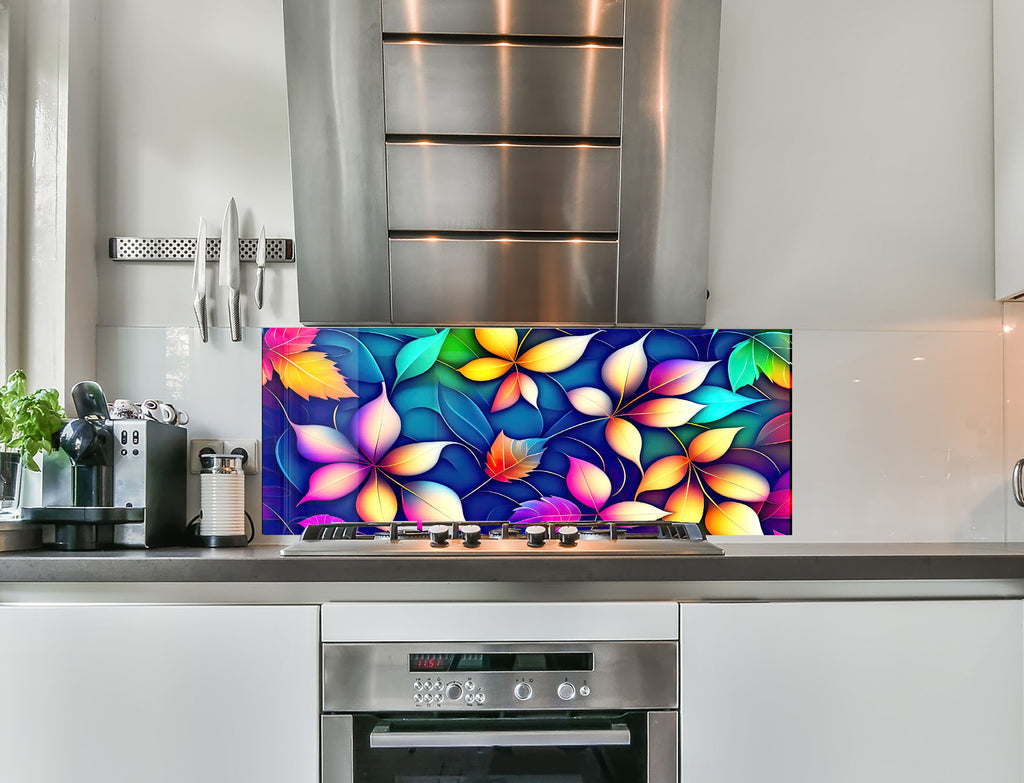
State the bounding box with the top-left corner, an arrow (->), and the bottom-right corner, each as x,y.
557,526 -> 579,547
461,524 -> 482,548
445,682 -> 463,701
514,682 -> 533,701
557,682 -> 576,701
428,524 -> 450,547
525,524 -> 547,548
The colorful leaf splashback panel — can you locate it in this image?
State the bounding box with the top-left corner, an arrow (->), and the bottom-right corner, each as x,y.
261,328 -> 792,536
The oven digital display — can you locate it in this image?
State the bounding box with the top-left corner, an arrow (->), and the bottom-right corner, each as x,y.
410,652 -> 594,673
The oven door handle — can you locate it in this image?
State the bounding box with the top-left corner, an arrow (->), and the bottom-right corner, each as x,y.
369,723 -> 631,748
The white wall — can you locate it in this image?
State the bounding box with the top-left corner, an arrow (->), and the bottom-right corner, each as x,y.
92,0 -> 1005,542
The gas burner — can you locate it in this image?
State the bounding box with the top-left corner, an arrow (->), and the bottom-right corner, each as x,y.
280,521 -> 723,557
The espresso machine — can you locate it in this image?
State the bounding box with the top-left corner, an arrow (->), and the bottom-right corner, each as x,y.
22,381 -> 187,550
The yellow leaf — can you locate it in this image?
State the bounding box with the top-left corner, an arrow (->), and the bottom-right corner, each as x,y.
637,455 -> 691,495
517,333 -> 596,373
356,470 -> 398,524
605,417 -> 642,469
664,477 -> 705,523
459,357 -> 513,382
626,398 -> 703,428
270,350 -> 356,401
475,328 -> 520,362
518,373 -> 539,408
705,502 -> 763,535
601,334 -> 649,403
700,464 -> 770,502
378,442 -> 453,477
688,427 -> 742,463
568,387 -> 614,417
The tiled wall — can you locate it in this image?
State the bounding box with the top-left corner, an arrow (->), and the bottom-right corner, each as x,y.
93,0 -> 1006,543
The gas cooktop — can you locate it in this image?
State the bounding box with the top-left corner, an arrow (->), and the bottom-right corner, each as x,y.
280,521 -> 723,557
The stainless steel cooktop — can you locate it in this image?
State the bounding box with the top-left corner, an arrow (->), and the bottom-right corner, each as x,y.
280,522 -> 723,557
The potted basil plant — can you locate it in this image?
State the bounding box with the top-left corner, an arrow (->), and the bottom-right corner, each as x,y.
0,370 -> 65,515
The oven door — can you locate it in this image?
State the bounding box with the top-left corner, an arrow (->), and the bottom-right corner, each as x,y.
323,711 -> 677,783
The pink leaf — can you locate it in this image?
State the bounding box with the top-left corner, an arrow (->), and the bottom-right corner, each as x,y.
298,513 -> 346,528
352,384 -> 401,462
299,463 -> 370,503
566,456 -> 612,511
600,501 -> 668,522
264,327 -> 318,356
755,412 -> 791,446
648,359 -> 718,396
291,423 -> 358,463
262,354 -> 273,385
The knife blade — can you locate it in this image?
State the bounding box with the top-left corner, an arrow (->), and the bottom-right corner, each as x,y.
254,224 -> 266,310
219,197 -> 241,342
192,216 -> 209,342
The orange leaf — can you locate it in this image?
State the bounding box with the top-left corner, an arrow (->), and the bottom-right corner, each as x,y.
491,374 -> 522,413
700,464 -> 770,502
637,455 -> 691,495
605,417 -> 642,469
664,476 -> 705,523
688,427 -> 742,463
484,432 -> 545,483
705,502 -> 763,535
270,350 -> 355,401
459,357 -> 513,382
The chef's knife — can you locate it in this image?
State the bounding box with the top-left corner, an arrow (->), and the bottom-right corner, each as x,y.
192,216 -> 209,342
254,224 -> 266,310
219,197 -> 241,342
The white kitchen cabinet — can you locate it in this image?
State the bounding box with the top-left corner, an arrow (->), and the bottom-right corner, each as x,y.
0,604 -> 319,783
680,600 -> 1023,783
996,0 -> 1024,299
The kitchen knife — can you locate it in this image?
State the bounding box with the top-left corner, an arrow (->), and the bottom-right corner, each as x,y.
219,197 -> 241,342
254,224 -> 266,310
192,216 -> 209,342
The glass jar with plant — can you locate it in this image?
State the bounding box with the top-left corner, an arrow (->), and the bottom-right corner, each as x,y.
0,370 -> 65,516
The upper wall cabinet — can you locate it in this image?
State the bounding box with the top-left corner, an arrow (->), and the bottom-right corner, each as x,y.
996,0 -> 1024,300
283,0 -> 721,326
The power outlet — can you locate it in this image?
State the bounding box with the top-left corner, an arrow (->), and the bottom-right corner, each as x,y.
189,439 -> 224,474
223,438 -> 260,475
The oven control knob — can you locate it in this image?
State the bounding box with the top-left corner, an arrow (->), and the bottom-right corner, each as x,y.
525,525 -> 547,548
557,682 -> 576,701
557,526 -> 579,547
514,682 -> 533,701
579,685 -> 591,697
461,524 -> 482,548
445,682 -> 463,701
428,524 -> 450,547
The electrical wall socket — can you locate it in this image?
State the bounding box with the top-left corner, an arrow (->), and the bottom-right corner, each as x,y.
223,438 -> 260,475
189,439 -> 224,474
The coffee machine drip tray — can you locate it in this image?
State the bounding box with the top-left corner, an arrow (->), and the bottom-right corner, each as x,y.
20,506 -> 146,551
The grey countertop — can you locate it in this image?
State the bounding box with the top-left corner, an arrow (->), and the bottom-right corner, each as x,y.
2,541 -> 1024,585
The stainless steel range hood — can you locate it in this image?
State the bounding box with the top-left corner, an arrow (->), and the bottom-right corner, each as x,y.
283,0 -> 721,326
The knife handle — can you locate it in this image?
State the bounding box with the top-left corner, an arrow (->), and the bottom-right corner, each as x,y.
193,294 -> 209,343
255,267 -> 265,310
229,289 -> 241,342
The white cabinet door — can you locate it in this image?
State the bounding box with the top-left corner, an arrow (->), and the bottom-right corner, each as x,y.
0,604 -> 319,783
680,601 -> 1023,783
996,0 -> 1024,299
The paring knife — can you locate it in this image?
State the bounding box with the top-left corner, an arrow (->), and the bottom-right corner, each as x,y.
219,197 -> 241,342
192,216 -> 209,342
254,224 -> 266,309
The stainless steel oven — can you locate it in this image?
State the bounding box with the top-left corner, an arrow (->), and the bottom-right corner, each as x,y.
321,640 -> 678,783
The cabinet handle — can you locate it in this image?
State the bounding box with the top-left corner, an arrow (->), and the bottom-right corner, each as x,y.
1013,459 -> 1024,507
369,723 -> 630,748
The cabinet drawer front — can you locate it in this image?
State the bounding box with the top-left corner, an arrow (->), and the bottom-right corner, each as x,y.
390,238 -> 617,323
384,42 -> 623,137
386,143 -> 621,232
382,0 -> 624,37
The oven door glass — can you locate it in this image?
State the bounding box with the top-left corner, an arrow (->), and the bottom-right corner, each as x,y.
331,713 -> 656,783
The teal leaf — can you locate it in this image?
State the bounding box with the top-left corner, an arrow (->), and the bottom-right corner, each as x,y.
312,330 -> 385,384
438,384 -> 494,453
727,338 -> 759,392
688,386 -> 757,424
395,328 -> 449,387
